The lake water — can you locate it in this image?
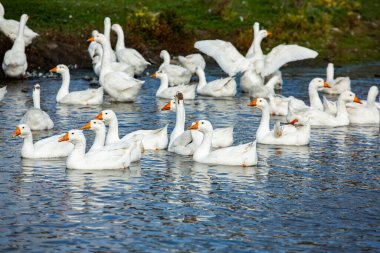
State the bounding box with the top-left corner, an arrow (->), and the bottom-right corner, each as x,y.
0,63 -> 379,252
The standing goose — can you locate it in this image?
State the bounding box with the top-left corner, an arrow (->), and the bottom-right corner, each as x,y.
89,33 -> 144,102
248,98 -> 310,145
59,130 -> 134,170
159,50 -> 192,86
12,124 -> 73,159
112,23 -> 150,75
2,14 -> 28,78
151,70 -> 196,99
0,3 -> 38,46
81,119 -> 143,162
195,67 -> 237,97
189,120 -> 257,166
50,64 -> 103,105
94,110 -> 168,150
20,84 -> 54,130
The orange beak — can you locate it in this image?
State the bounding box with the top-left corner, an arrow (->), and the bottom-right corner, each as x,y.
354,96 -> 362,104
95,112 -> 103,120
50,67 -> 57,73
81,121 -> 91,130
323,81 -> 331,88
247,98 -> 258,106
150,73 -> 157,78
188,121 -> 199,130
58,132 -> 69,142
289,119 -> 299,125
267,31 -> 272,36
87,36 -> 95,42
12,127 -> 21,138
161,101 -> 171,111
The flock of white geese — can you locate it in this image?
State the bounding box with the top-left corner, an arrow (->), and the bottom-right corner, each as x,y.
1,4 -> 379,170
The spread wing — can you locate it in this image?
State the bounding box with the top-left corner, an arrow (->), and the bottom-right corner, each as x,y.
194,40 -> 250,76
261,45 -> 318,76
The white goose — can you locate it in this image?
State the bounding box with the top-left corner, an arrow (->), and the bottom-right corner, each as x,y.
59,130 -> 134,170
159,50 -> 192,86
0,3 -> 38,46
20,84 -> 54,130
189,120 -> 257,166
195,67 -> 237,97
13,124 -> 73,159
112,23 -> 150,75
89,33 -> 144,102
248,98 -> 310,145
321,63 -> 351,95
81,120 -> 143,162
151,70 -> 196,99
289,91 -> 362,127
50,64 -> 103,105
162,93 -> 234,155
0,86 -> 7,101
347,86 -> 380,124
95,110 -> 168,150
178,53 -> 206,74
2,14 -> 28,78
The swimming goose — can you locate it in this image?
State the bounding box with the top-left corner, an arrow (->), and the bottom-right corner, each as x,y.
13,124 -> 73,159
20,84 -> 54,130
178,53 -> 206,74
248,98 -> 310,145
151,70 -> 196,99
2,14 -> 28,78
347,86 -> 380,124
89,33 -> 144,102
112,24 -> 150,75
0,3 -> 38,46
189,120 -> 257,166
321,63 -> 351,95
159,50 -> 192,86
289,91 -> 362,127
81,119 -> 143,162
0,86 -> 7,101
195,67 -> 237,97
50,64 -> 103,105
59,130 -> 134,170
95,110 -> 168,150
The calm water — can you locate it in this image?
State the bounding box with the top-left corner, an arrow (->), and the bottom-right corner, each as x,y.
0,63 -> 379,252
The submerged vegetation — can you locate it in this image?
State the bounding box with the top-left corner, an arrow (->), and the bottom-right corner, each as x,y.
0,0 -> 379,70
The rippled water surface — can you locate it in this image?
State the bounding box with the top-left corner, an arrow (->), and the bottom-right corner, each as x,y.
0,63 -> 379,252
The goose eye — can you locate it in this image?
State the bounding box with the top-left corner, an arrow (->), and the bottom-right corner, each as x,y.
94,122 -> 97,124
71,132 -> 74,135
201,122 -> 204,124
22,127 -> 25,129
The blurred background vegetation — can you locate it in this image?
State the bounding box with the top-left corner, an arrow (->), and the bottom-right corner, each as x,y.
1,0 -> 379,69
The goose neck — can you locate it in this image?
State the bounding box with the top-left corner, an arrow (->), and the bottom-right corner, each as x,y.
57,70 -> 70,101
196,69 -> 207,91
336,98 -> 349,121
257,105 -> 271,139
89,128 -> 106,152
308,84 -> 323,110
157,75 -> 169,95
21,133 -> 35,156
105,118 -> 120,145
33,90 -> 40,109
170,103 -> 186,144
115,28 -> 125,51
193,129 -> 213,162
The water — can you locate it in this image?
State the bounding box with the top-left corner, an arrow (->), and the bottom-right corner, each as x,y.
0,63 -> 379,252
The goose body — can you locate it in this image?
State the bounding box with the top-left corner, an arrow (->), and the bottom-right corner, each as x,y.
151,70 -> 196,99
81,120 -> 143,162
59,130 -> 133,170
195,67 -> 236,97
2,14 -> 28,78
90,33 -> 144,102
189,120 -> 257,166
248,98 -> 310,145
20,84 -> 54,130
95,110 -> 168,150
50,64 -> 103,105
112,24 -> 150,75
0,3 -> 38,46
159,50 -> 192,86
13,124 -> 73,159
178,53 -> 206,74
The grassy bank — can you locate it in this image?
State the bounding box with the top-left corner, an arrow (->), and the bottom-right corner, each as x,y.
1,0 -> 379,72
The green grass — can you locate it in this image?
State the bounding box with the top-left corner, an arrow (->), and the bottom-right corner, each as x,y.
1,0 -> 379,68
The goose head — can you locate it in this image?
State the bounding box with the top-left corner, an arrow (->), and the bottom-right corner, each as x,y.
150,70 -> 167,79
59,130 -> 85,144
12,124 -> 31,138
161,92 -> 184,111
91,30 -> 99,37
50,64 -> 69,75
160,50 -> 170,63
368,86 -> 379,101
188,120 -> 213,133
253,22 -> 260,38
339,91 -> 362,104
81,119 -> 105,132
88,33 -> 107,46
111,24 -> 122,33
257,30 -> 272,41
247,97 -> 269,110
310,78 -> 330,90
94,109 -> 116,123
